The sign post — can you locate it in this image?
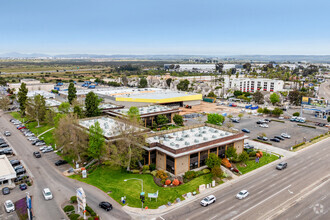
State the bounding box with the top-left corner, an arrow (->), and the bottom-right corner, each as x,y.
26,192 -> 32,220
76,187 -> 87,220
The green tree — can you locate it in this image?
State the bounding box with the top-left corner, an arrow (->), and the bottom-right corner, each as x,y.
177,79 -> 190,91
238,113 -> 244,119
26,94 -> 46,127
263,107 -> 270,114
257,108 -> 263,114
207,91 -> 217,98
0,95 -> 11,111
156,114 -> 168,126
173,114 -> 183,126
85,92 -> 101,117
45,109 -> 57,126
272,108 -> 283,116
233,90 -> 243,97
127,106 -> 140,122
166,78 -> 172,87
238,151 -> 249,163
58,102 -> 71,114
226,146 -> 237,159
73,105 -> 83,118
211,166 -> 223,178
88,121 -> 106,164
206,113 -> 225,125
138,77 -> 148,88
17,83 -> 28,115
0,77 -> 7,86
68,82 -> 77,104
288,90 -> 302,106
253,91 -> 264,104
205,153 -> 221,169
293,112 -> 300,117
270,93 -> 280,105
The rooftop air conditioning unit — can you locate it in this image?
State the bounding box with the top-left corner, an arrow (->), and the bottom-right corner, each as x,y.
214,130 -> 219,133
185,141 -> 190,146
170,142 -> 175,146
203,137 -> 208,141
176,137 -> 181,141
212,135 -> 216,138
194,139 -> 199,143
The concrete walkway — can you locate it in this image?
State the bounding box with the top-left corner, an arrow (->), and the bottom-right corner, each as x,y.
245,139 -> 297,158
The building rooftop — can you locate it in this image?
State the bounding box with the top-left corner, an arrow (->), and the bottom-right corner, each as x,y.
0,155 -> 16,178
79,117 -> 144,138
45,99 -> 62,107
26,90 -> 55,99
99,103 -> 122,110
146,125 -> 234,150
111,105 -> 177,115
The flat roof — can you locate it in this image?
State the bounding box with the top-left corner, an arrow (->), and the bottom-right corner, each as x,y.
111,105 -> 178,115
46,99 -> 62,107
79,117 -> 144,138
0,155 -> 16,179
146,126 -> 234,150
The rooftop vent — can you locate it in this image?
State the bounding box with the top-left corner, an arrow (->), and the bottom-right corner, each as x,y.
185,141 -> 190,146
214,130 -> 219,133
165,138 -> 169,141
203,137 -> 208,141
194,139 -> 199,143
202,130 -> 206,134
175,144 -> 180,148
170,142 -> 175,146
212,135 -> 216,138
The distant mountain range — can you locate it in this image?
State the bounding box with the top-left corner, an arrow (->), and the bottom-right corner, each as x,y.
1,52 -> 330,62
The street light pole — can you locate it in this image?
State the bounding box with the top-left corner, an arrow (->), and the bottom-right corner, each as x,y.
124,178 -> 144,210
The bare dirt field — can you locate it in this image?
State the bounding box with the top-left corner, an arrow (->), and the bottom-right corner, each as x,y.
179,101 -> 241,115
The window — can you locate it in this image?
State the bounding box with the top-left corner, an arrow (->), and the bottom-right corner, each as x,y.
190,153 -> 198,170
200,150 -> 208,167
150,150 -> 156,165
218,146 -> 226,158
166,155 -> 175,174
263,82 -> 268,90
210,147 -> 217,155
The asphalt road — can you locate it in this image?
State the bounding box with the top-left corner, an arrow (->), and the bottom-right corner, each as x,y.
0,112 -> 131,220
157,137 -> 330,220
318,79 -> 330,101
0,68 -> 104,75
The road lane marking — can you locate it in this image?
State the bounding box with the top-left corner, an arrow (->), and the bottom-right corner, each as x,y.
231,184 -> 292,220
159,216 -> 165,220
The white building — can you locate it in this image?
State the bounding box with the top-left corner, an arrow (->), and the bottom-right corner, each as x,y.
224,77 -> 284,92
26,90 -> 55,99
164,64 -> 243,73
0,155 -> 16,189
9,79 -> 54,92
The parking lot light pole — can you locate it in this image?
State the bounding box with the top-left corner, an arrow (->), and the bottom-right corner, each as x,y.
124,178 -> 144,210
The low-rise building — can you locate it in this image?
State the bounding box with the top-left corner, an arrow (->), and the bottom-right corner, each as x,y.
224,77 -> 284,92
143,124 -> 247,175
0,155 -> 16,189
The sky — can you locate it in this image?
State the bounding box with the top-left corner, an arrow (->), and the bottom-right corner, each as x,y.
1,0 -> 330,55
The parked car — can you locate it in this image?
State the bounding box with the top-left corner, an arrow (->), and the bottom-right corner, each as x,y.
32,140 -> 42,145
4,200 -> 15,213
256,119 -> 266,124
281,133 -> 291,139
200,195 -> 216,206
2,187 -> 10,195
0,148 -> 13,155
28,136 -> 38,141
25,132 -> 34,137
236,190 -> 249,199
257,136 -> 268,141
10,159 -> 20,166
270,138 -> 280,142
278,117 -> 284,120
99,201 -> 113,211
33,151 -> 41,158
16,168 -> 26,175
42,188 -> 53,200
0,143 -> 9,148
274,135 -> 285,141
259,123 -> 269,128
14,174 -> 29,183
244,144 -> 254,149
17,126 -> 26,130
19,183 -> 28,191
276,162 -> 288,170
242,128 -> 250,133
14,165 -> 24,171
4,131 -> 11,136
264,119 -> 271,122
36,141 -> 46,146
55,160 -> 68,166
290,117 -> 297,121
41,146 -> 53,153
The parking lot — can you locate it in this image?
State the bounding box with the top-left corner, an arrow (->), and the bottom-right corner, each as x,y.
229,115 -> 327,150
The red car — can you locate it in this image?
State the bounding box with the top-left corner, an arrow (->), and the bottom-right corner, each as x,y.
17,126 -> 26,130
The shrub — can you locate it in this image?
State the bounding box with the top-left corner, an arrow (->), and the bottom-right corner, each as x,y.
184,171 -> 196,179
211,167 -> 223,178
310,134 -> 324,141
151,170 -> 157,176
88,218 -> 94,220
143,170 -> 151,174
205,153 -> 221,169
63,205 -> 75,212
297,124 -> 316,129
85,205 -> 96,217
293,112 -> 300,117
69,214 -> 80,220
256,153 -> 260,158
202,169 -> 210,174
292,142 -> 305,149
226,146 -> 237,159
131,170 -> 140,174
156,170 -> 168,180
221,158 -> 232,168
149,163 -> 156,171
142,165 -> 149,172
249,151 -> 256,157
259,151 -> 263,157
70,196 -> 77,203
165,179 -> 171,185
172,179 -> 180,186
196,171 -> 204,176
238,151 -> 249,163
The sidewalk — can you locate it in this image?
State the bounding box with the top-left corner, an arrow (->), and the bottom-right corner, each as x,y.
245,139 -> 296,157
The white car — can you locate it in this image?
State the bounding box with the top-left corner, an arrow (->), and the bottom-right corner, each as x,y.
236,190 -> 249,199
28,137 -> 38,141
200,195 -> 216,206
4,131 -> 11,136
4,200 -> 15,213
259,123 -> 269,128
281,133 -> 291,139
42,188 -> 53,200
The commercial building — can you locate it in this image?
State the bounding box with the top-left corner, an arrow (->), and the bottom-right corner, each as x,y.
106,105 -> 181,127
164,64 -> 243,73
9,79 -> 54,92
27,90 -> 56,99
0,155 -> 16,189
143,124 -> 247,175
224,77 -> 284,92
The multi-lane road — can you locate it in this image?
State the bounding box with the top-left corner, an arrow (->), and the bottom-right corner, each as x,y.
318,79 -> 330,101
157,137 -> 330,220
0,112 -> 131,220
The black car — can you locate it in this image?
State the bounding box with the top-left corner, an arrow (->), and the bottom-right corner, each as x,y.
257,136 -> 268,141
242,128 -> 250,133
10,159 -> 20,166
55,160 -> 68,166
0,143 -> 9,148
270,138 -> 280,142
31,140 -> 41,145
99,201 -> 112,211
16,168 -> 26,175
264,119 -> 271,122
274,135 -> 285,141
19,183 -> 28,191
276,162 -> 288,170
14,165 -> 24,171
2,187 -> 10,195
33,151 -> 41,158
14,174 -> 29,183
232,119 -> 240,123
0,148 -> 13,155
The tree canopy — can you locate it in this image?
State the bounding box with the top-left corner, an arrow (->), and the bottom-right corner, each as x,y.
17,83 -> 28,115
85,92 -> 101,117
177,79 -> 189,91
68,82 -> 77,104
88,121 -> 106,164
173,114 -> 183,126
270,93 -> 280,105
138,77 -> 148,88
156,114 -> 168,126
127,106 -> 140,122
253,91 -> 264,104
26,94 -> 46,127
206,113 -> 225,125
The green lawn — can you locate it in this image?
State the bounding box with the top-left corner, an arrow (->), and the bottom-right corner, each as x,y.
70,166 -> 214,209
237,152 -> 279,174
10,112 -> 55,145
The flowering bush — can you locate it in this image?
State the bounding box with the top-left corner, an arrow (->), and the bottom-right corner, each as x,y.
156,170 -> 168,180
221,158 -> 232,168
165,179 -> 171,185
256,153 -> 260,158
172,179 -> 180,186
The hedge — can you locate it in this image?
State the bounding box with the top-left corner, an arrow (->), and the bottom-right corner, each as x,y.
271,119 -> 285,123
297,124 -> 316,129
63,205 -> 75,212
69,214 -> 80,220
253,139 -> 272,145
292,142 -> 305,149
310,134 -> 324,141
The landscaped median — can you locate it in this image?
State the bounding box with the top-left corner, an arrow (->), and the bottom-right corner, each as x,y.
236,152 -> 278,174
292,132 -> 330,151
70,166 -> 215,209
